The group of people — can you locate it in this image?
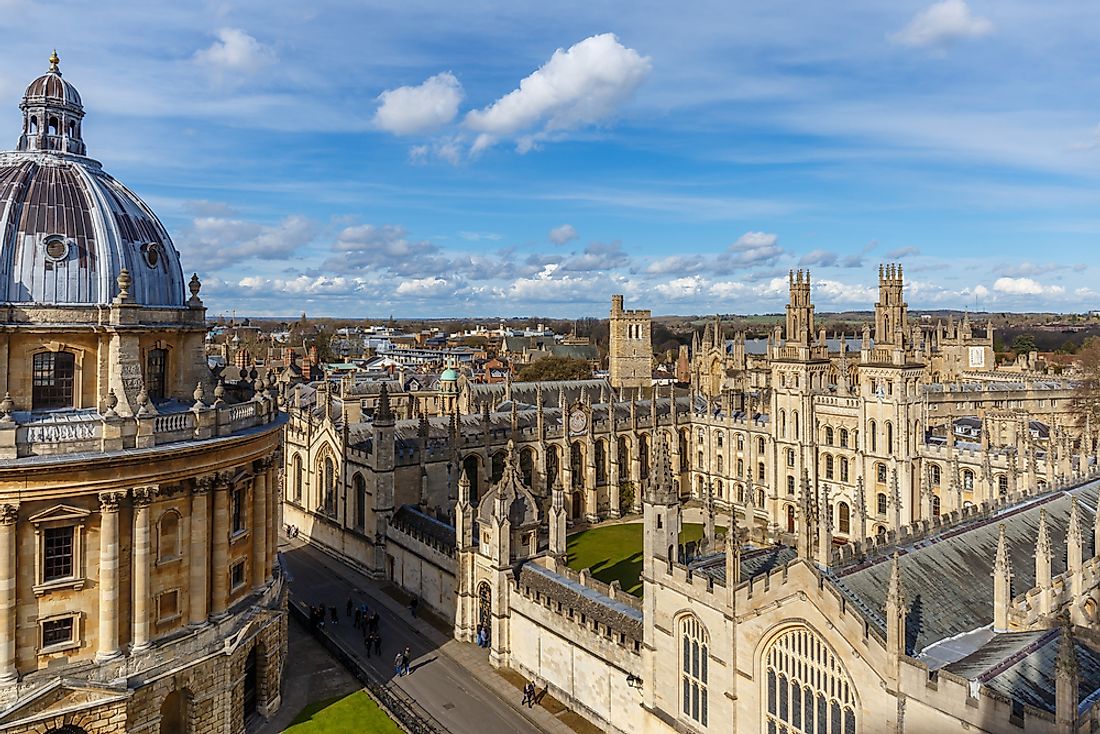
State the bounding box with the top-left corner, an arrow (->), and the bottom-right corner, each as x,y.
349,598 -> 385,658
521,680 -> 541,708
306,603 -> 336,629
475,623 -> 491,648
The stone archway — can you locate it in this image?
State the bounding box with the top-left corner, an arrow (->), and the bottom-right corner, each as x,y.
160,689 -> 191,734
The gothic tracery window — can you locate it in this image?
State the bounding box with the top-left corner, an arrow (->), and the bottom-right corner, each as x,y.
680,615 -> 709,727
764,626 -> 857,734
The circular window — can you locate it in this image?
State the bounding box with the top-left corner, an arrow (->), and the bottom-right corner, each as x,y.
144,244 -> 160,268
43,236 -> 69,261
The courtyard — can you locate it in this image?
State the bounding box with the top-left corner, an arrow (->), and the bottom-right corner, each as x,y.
565,522 -> 721,596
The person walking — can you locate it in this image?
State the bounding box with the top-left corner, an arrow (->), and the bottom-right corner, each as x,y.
401,647 -> 411,676
409,595 -> 419,618
393,651 -> 403,678
373,632 -> 382,657
364,633 -> 373,658
354,607 -> 361,629
522,681 -> 534,707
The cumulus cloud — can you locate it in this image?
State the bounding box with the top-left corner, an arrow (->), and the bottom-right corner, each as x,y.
885,246 -> 921,258
465,33 -> 650,153
718,231 -> 783,271
194,29 -> 275,73
559,241 -> 630,272
646,255 -> 708,275
992,277 -> 1064,296
238,274 -> 363,296
549,224 -> 578,245
799,249 -> 838,267
892,0 -> 993,48
997,261 -> 1068,277
374,72 -> 464,135
394,277 -> 454,297
178,214 -> 315,269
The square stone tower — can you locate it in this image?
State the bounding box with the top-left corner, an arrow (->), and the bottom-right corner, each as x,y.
609,294 -> 653,390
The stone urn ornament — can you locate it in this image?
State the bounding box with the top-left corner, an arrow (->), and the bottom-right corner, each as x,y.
0,392 -> 13,422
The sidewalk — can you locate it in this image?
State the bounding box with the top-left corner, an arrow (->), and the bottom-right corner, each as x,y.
281,536 -> 580,734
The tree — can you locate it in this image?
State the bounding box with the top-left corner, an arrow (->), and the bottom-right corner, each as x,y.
1011,334 -> 1037,355
517,356 -> 592,382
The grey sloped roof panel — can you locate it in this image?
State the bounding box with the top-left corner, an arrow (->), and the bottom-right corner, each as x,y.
835,482 -> 1099,655
975,634 -> 1100,714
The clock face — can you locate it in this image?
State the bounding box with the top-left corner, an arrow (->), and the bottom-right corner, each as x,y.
569,408 -> 588,434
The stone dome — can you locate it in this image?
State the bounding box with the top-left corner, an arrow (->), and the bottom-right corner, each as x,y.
0,53 -> 186,307
441,367 -> 458,381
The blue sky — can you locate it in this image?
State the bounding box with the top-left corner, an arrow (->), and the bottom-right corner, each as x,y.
4,0 -> 1100,318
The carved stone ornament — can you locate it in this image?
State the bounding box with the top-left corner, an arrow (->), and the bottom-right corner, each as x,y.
0,503 -> 18,525
98,491 -> 126,512
132,486 -> 157,506
0,392 -> 13,421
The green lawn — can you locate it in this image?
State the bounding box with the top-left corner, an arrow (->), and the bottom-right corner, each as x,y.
285,690 -> 403,734
566,522 -> 723,597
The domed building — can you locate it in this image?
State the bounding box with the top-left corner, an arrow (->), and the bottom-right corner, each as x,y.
0,54 -> 286,734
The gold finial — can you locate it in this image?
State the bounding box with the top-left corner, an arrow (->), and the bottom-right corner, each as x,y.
49,50 -> 60,73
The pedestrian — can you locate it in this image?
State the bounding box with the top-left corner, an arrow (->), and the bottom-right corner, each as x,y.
393,651 -> 403,677
522,681 -> 533,707
374,633 -> 382,657
329,605 -> 338,624
354,607 -> 361,629
370,612 -> 380,633
365,633 -> 373,658
409,595 -> 419,618
346,597 -> 353,618
401,647 -> 411,676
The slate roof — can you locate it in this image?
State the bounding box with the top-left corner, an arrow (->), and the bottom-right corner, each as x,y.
832,482 -> 1100,657
688,544 -> 797,584
517,563 -> 643,640
391,504 -> 456,552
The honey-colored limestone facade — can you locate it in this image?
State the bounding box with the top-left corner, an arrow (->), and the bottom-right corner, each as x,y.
0,56 -> 285,734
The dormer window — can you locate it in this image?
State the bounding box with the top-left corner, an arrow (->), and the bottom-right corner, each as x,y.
32,351 -> 75,410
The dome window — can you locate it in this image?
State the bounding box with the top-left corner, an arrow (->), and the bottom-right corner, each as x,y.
43,235 -> 69,262
143,243 -> 160,269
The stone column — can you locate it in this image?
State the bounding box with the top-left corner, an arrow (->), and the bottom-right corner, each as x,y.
210,477 -> 230,619
252,467 -> 268,590
189,478 -> 212,626
131,487 -> 155,652
0,503 -> 18,682
96,491 -> 124,663
265,464 -> 277,581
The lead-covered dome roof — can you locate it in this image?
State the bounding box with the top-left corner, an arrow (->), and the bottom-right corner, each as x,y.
0,53 -> 186,307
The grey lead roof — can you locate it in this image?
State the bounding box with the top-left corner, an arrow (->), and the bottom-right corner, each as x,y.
833,482 -> 1099,657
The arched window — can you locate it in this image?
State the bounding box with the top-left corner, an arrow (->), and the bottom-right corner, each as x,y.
697,450 -> 704,470
839,457 -> 849,483
876,463 -> 887,484
570,443 -> 583,489
876,493 -> 887,515
758,489 -> 766,506
737,458 -> 744,477
737,434 -> 745,451
717,455 -> 724,474
680,615 -> 709,726
492,451 -> 507,485
157,511 -> 181,562
521,447 -> 536,487
886,422 -> 894,454
838,502 -> 850,534
596,441 -> 607,484
323,457 -> 335,513
147,348 -> 168,402
758,462 -> 766,481
869,420 -> 877,452
997,475 -> 1008,496
32,351 -> 76,410
787,475 -> 795,494
29,116 -> 38,134
786,449 -> 795,468
757,437 -> 766,454
962,469 -> 974,490
353,473 -> 366,529
780,410 -> 787,438
793,411 -> 799,440
839,428 -> 849,448
930,464 -> 941,486
716,432 -> 724,449
66,120 -> 75,137
931,494 -> 941,517
639,435 -> 650,480
825,427 -> 834,445
159,689 -> 191,734
48,117 -> 59,135
824,454 -> 834,480
293,454 -> 303,502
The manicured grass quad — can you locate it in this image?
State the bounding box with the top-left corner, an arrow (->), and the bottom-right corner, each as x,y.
566,522 -> 718,597
285,690 -> 403,734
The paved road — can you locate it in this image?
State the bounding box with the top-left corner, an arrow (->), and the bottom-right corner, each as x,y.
281,540 -> 555,734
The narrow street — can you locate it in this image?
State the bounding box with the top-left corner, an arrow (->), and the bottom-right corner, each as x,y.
280,538 -> 573,734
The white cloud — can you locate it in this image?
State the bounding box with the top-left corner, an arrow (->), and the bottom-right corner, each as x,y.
549,224 -> 578,245
654,276 -> 705,300
374,72 -> 464,135
799,249 -> 838,267
885,246 -> 921,258
892,0 -> 993,48
178,214 -> 315,269
720,231 -> 783,270
992,277 -> 1064,296
194,29 -> 275,73
465,33 -> 650,153
238,274 -> 362,296
394,277 -> 453,297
